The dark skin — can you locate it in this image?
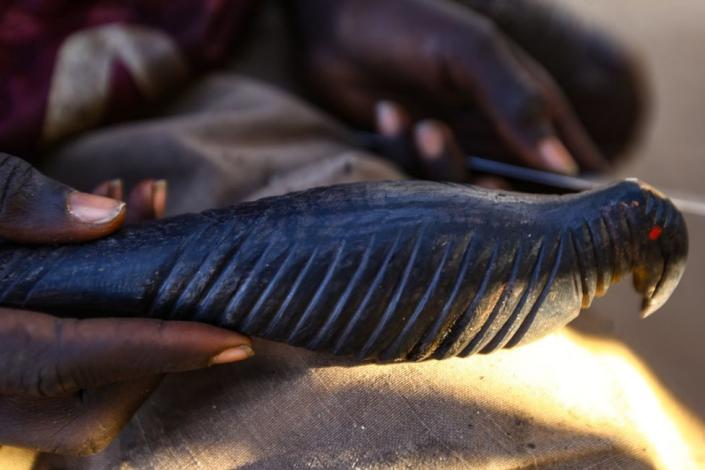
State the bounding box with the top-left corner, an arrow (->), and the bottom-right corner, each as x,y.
0,0 -> 643,455
285,0 -> 643,177
0,155 -> 254,455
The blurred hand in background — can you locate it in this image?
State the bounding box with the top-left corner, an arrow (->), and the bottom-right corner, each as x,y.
285,0 -> 645,180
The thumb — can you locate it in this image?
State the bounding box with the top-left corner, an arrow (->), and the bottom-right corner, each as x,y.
0,153 -> 125,243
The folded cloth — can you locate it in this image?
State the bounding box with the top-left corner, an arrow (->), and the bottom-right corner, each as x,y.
15,75 -> 699,470
44,75 -> 404,212
0,0 -> 255,156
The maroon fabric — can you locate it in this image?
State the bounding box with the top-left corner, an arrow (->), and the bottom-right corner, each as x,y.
0,0 -> 257,156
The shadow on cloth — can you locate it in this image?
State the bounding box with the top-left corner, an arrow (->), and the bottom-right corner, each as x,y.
33,332 -> 669,469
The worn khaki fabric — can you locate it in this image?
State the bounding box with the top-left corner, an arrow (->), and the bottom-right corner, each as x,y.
0,75 -> 691,469
29,332 -> 705,469
44,75 -> 403,214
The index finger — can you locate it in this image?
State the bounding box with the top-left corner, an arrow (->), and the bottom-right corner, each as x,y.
449,24 -> 582,174
509,46 -> 610,172
0,308 -> 253,397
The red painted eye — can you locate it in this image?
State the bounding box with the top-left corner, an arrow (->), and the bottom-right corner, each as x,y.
648,226 -> 663,241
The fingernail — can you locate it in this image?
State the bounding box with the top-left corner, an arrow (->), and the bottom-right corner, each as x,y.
93,179 -> 123,200
209,345 -> 255,365
415,121 -> 445,160
538,138 -> 579,175
152,180 -> 168,219
376,101 -> 403,137
68,192 -> 126,225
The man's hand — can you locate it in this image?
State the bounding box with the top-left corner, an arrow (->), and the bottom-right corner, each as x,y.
287,0 -> 643,178
0,154 -> 254,455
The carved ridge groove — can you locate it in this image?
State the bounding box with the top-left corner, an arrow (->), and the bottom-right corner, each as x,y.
360,223 -> 427,359
507,234 -> 566,348
411,233 -> 477,360
383,239 -> 453,360
437,242 -> 499,358
482,239 -> 547,353
0,180 -> 687,361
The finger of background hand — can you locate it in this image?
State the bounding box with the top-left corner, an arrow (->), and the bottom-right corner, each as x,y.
0,308 -> 253,397
449,23 -> 579,174
553,102 -> 609,172
0,154 -> 125,243
414,119 -> 511,186
414,120 -> 467,182
125,179 -> 167,224
0,376 -> 162,455
376,101 -> 411,138
510,46 -> 609,172
93,179 -> 168,224
373,101 -> 424,175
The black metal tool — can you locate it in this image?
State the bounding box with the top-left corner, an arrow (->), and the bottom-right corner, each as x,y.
466,156 -> 705,217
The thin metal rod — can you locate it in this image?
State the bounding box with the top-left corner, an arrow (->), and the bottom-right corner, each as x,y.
353,133 -> 705,217
467,156 -> 705,218
467,157 -> 599,192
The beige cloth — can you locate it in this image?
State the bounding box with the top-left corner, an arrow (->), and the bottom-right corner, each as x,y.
44,75 -> 403,214
2,75 -> 703,469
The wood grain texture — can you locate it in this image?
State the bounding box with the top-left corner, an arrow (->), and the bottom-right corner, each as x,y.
0,180 -> 688,361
